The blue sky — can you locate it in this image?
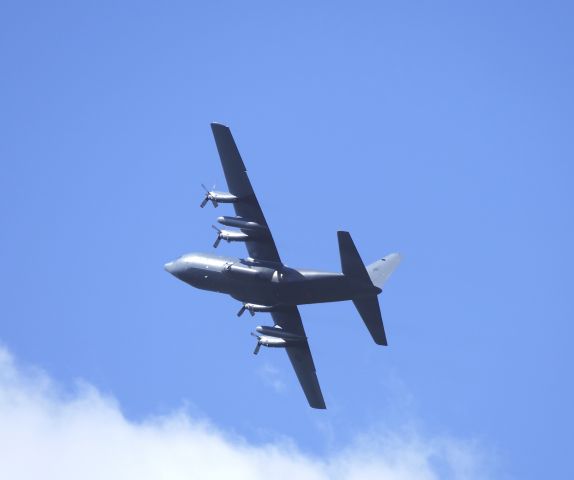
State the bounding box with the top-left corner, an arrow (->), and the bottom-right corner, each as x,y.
1,1 -> 573,478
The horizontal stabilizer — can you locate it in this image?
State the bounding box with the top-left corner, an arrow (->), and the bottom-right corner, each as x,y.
353,295 -> 387,345
337,231 -> 372,284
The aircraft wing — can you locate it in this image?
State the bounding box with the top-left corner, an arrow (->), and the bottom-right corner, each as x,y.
211,123 -> 281,264
272,307 -> 326,409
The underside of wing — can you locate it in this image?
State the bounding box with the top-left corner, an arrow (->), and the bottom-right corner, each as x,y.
271,307 -> 326,409
210,123 -> 281,264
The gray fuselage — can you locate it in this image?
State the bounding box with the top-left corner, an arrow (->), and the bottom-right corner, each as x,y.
165,253 -> 380,306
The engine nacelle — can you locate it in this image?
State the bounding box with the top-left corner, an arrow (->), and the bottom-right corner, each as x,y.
258,336 -> 289,348
251,326 -> 305,354
246,303 -> 276,313
213,226 -> 250,248
201,185 -> 239,209
218,229 -> 249,243
237,303 -> 283,317
209,191 -> 239,203
256,325 -> 306,341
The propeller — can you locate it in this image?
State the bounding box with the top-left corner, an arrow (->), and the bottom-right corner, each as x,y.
200,184 -> 218,208
212,225 -> 223,248
251,332 -> 262,355
237,304 -> 255,317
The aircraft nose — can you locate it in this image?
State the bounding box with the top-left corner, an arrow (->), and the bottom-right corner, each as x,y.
164,260 -> 181,276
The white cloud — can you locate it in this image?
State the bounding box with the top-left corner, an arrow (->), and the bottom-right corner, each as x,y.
0,346 -> 488,480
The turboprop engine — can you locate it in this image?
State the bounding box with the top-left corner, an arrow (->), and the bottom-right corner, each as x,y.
237,303 -> 280,317
251,325 -> 306,354
211,225 -> 250,248
200,184 -> 239,208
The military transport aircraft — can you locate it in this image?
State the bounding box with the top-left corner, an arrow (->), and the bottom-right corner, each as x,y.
165,123 -> 401,409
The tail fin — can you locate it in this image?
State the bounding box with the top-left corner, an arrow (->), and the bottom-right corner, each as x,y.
337,231 -> 388,345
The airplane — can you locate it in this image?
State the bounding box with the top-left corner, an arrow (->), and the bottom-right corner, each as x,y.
165,123 -> 401,409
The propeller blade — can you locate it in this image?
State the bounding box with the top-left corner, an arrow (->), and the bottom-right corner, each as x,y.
237,305 -> 246,317
249,307 -> 255,317
212,226 -> 222,248
201,184 -> 218,208
253,342 -> 261,355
